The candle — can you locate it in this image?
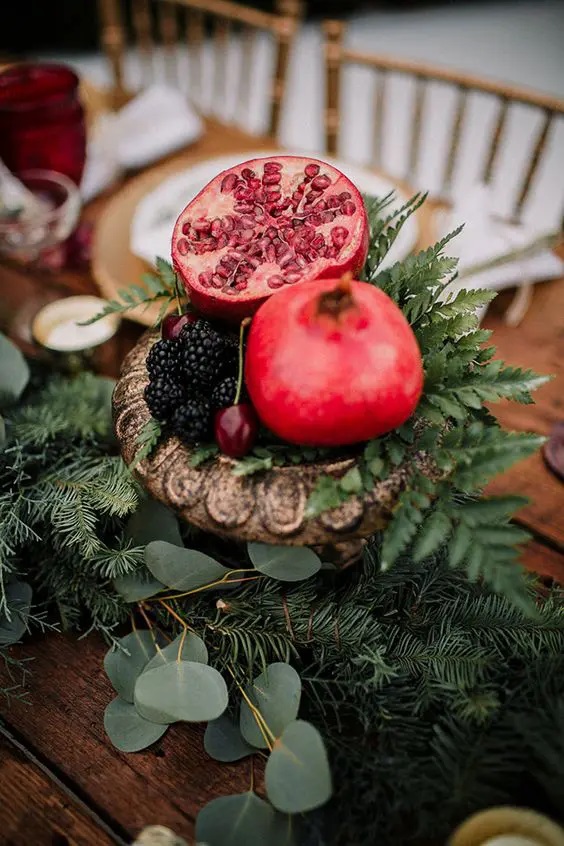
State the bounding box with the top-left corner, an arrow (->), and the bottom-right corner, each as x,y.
32,296 -> 119,353
449,807 -> 564,846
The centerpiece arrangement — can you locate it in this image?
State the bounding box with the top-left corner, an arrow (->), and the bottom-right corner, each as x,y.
2,154 -> 562,846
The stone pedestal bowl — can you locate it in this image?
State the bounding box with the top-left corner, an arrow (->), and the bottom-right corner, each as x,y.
113,332 -> 433,566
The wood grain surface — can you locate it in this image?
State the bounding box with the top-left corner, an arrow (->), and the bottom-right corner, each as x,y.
0,731 -> 123,846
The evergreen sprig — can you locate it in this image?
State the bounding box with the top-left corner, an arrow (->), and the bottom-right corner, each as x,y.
81,257 -> 181,326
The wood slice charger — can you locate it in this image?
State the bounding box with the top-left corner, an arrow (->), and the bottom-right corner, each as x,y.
113,331 -> 437,566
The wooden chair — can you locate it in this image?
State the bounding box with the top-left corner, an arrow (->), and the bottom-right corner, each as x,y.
97,0 -> 302,138
323,20 -> 564,227
322,20 -> 564,324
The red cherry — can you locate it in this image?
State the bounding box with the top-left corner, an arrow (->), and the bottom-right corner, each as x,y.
214,403 -> 258,458
162,312 -> 196,340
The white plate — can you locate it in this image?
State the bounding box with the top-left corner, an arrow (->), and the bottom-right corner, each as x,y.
130,151 -> 419,272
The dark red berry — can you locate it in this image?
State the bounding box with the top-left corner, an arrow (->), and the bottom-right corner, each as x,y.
214,403 -> 258,458
162,312 -> 196,340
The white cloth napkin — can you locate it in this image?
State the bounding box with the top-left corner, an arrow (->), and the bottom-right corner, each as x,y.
438,184 -> 563,320
80,85 -> 203,202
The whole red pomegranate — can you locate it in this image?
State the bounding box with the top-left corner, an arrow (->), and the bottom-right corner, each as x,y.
171,156 -> 369,321
245,276 -> 424,446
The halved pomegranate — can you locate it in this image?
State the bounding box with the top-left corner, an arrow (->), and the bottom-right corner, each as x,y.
171,156 -> 369,321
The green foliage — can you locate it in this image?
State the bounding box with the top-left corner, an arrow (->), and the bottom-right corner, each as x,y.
81,257 -> 181,325
306,203 -> 548,608
104,696 -> 168,752
131,417 -> 162,469
0,368 -> 142,642
204,714 -> 254,762
265,720 -> 332,813
0,331 -> 30,406
195,791 -> 296,846
134,661 -> 228,723
239,662 -> 302,749
145,542 -> 231,590
247,543 -> 322,582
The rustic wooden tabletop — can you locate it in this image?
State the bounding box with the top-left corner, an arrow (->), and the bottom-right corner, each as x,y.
1,124 -> 563,845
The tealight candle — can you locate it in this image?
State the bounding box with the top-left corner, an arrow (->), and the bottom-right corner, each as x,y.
32,296 -> 119,353
449,808 -> 564,846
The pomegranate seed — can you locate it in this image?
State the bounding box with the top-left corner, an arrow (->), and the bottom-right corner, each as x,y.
286,272 -> 302,282
235,187 -> 251,201
331,226 -> 349,248
311,235 -> 325,249
339,191 -> 352,201
181,222 -> 191,235
296,255 -> 308,268
268,275 -> 285,289
279,253 -> 294,268
193,220 -> 211,232
239,229 -> 254,243
342,201 -> 356,215
304,163 -> 320,178
263,172 -> 281,186
306,189 -> 322,202
313,200 -> 327,211
309,214 -> 323,226
235,280 -> 249,290
228,235 -> 240,248
266,227 -> 278,240
292,191 -> 302,203
248,257 -> 261,268
266,245 -> 276,263
255,191 -> 266,203
241,168 -> 255,180
327,196 -> 341,208
222,215 -> 235,231
285,261 -> 300,271
210,218 -> 222,237
234,204 -> 254,214
322,212 -> 335,224
240,214 -> 255,228
211,274 -> 224,287
311,174 -> 331,190
264,161 -> 282,173
326,247 -> 338,259
221,173 -> 238,193
249,178 -> 261,190
266,191 -> 281,203
217,266 -> 231,279
216,234 -> 228,249
177,238 -> 189,255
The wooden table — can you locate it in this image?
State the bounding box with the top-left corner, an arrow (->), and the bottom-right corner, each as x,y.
1,123 -> 563,845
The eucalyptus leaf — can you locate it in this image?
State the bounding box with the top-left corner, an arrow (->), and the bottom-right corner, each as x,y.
239,663 -> 301,749
113,570 -> 165,602
0,580 -> 32,646
265,720 -> 332,813
126,499 -> 183,547
0,414 -> 5,450
195,791 -> 296,846
145,542 -> 230,591
134,661 -> 228,724
104,630 -> 157,703
247,543 -> 321,583
0,332 -> 30,406
104,697 -> 168,752
144,633 -> 208,672
204,714 -> 254,762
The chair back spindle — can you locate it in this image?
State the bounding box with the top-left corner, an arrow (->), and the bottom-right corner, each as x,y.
323,20 -> 564,228
98,0 -> 303,138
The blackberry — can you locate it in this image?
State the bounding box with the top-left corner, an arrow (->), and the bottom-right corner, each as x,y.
211,375 -> 238,410
146,339 -> 183,380
170,394 -> 211,443
144,378 -> 186,422
180,319 -> 237,389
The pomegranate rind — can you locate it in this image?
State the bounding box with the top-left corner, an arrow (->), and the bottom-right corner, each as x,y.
171,156 -> 369,321
245,278 -> 424,446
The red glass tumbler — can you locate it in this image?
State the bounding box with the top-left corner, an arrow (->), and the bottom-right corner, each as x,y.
0,63 -> 86,186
